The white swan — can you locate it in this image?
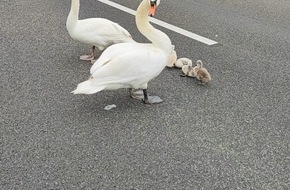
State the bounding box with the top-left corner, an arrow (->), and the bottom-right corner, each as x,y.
66,0 -> 134,61
72,0 -> 172,104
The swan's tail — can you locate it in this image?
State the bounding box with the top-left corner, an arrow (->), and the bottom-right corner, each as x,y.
71,79 -> 105,95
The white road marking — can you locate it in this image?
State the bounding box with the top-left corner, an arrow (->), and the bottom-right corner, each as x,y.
98,0 -> 218,45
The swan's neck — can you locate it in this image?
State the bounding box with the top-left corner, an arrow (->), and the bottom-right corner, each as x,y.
66,0 -> 79,31
136,0 -> 172,55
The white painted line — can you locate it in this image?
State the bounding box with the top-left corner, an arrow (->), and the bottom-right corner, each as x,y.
98,0 -> 218,46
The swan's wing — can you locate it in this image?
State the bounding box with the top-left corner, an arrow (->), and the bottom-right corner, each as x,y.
111,22 -> 132,38
75,18 -> 132,45
74,45 -> 167,94
90,42 -> 141,74
91,46 -> 167,84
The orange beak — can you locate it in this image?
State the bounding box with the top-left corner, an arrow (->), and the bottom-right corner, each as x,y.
149,4 -> 157,17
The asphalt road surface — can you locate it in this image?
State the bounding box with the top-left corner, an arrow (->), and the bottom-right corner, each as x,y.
1,0 -> 289,189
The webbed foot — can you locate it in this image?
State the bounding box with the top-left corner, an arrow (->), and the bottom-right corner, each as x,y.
143,96 -> 164,104
130,89 -> 164,104
142,89 -> 163,104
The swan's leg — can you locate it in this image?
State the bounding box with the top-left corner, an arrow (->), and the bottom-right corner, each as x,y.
80,46 -> 96,61
129,89 -> 163,104
142,89 -> 164,104
129,88 -> 144,100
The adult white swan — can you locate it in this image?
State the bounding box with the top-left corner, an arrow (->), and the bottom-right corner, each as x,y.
66,0 -> 134,61
72,0 -> 172,104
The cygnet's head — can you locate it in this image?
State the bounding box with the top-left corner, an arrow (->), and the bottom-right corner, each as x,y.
196,60 -> 202,67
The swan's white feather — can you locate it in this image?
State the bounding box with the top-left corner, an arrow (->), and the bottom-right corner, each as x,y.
73,43 -> 168,94
72,0 -> 172,97
66,0 -> 133,50
69,18 -> 133,49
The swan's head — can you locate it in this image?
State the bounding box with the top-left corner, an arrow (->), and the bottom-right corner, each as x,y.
149,0 -> 160,17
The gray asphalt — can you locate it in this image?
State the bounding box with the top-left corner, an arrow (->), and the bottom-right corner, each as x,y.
1,0 -> 289,189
